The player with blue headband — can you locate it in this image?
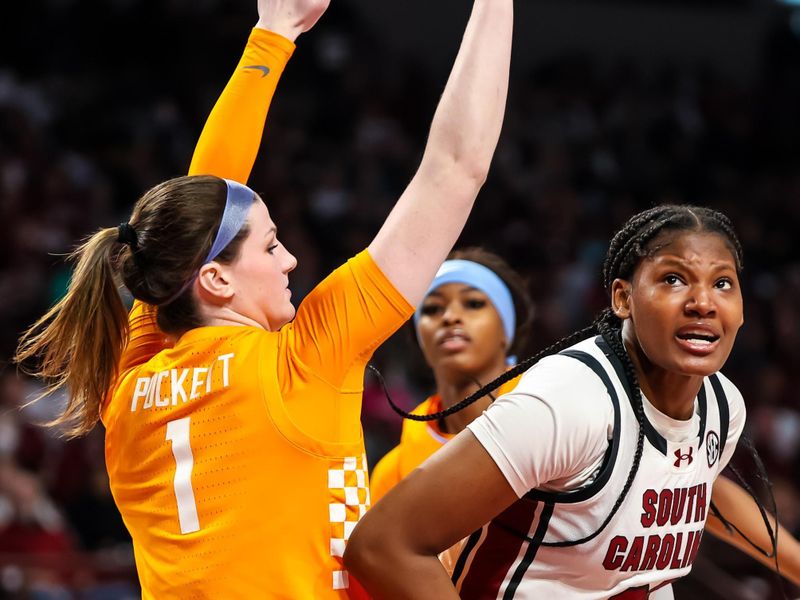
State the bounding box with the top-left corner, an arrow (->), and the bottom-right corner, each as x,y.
371,247 -> 534,503
413,258 -> 517,357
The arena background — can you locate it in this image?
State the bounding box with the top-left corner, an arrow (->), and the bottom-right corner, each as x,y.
1,0 -> 799,597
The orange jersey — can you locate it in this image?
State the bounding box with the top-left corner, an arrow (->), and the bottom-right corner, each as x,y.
103,252 -> 412,598
101,28 -> 414,598
189,28 -> 296,183
370,376 -> 521,504
118,26 -> 297,370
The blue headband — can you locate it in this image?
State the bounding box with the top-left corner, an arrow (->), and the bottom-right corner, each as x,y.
413,259 -> 516,347
205,179 -> 256,263
158,179 -> 255,306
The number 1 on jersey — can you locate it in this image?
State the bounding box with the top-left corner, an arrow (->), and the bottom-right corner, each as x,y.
166,417 -> 200,534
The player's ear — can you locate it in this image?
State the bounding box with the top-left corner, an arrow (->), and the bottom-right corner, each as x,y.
611,279 -> 631,320
196,261 -> 234,302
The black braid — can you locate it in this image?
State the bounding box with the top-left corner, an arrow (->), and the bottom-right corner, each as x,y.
379,205 -> 745,426
373,203 -> 759,555
457,308 -> 647,548
604,207 -> 671,288
710,436 -> 785,596
605,205 -> 743,290
610,217 -> 674,288
535,310 -> 646,547
706,211 -> 744,271
371,323 -> 597,422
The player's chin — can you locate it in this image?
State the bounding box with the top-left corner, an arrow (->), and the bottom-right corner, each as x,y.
439,352 -> 485,376
671,353 -> 729,378
277,304 -> 297,328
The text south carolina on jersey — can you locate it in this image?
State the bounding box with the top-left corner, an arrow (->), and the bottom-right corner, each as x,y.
602,482 -> 707,572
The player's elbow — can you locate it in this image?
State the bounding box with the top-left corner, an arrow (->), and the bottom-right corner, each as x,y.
418,152 -> 491,202
446,146 -> 493,189
343,519 -> 384,581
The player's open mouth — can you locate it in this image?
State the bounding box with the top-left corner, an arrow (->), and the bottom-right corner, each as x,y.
675,326 -> 720,355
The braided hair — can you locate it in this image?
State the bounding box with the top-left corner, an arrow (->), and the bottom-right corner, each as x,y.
377,205 -> 779,555
385,204 -> 743,422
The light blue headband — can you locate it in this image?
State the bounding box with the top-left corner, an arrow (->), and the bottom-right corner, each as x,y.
205,179 -> 256,263
413,259 -> 516,347
159,178 -> 255,306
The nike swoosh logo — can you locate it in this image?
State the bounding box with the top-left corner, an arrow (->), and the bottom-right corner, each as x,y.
242,65 -> 270,78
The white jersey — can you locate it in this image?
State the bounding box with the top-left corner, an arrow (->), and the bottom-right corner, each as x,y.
445,336 -> 745,599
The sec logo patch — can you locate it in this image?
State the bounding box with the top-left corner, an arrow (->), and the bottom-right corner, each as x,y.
706,431 -> 720,468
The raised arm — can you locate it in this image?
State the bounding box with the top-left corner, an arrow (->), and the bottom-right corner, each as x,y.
707,475 -> 800,586
122,0 -> 329,373
188,0 -> 329,181
367,0 -> 513,306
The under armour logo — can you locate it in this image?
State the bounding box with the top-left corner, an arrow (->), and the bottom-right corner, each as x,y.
674,447 -> 693,467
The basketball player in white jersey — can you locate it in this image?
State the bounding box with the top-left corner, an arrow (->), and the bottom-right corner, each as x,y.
346,205 -> 768,599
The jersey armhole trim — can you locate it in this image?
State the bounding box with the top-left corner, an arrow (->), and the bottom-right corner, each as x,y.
596,337 -> 670,456
259,335 -> 366,459
708,374 -> 729,460
523,349 -> 621,505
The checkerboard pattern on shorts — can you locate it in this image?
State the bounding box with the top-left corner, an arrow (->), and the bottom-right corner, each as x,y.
328,454 -> 370,590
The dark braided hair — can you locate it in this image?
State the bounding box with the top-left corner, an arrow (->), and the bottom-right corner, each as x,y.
377,205 -> 779,557
709,436 -> 785,595
382,204 -> 743,423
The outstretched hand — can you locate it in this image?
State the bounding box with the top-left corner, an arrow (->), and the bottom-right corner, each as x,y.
256,0 -> 331,42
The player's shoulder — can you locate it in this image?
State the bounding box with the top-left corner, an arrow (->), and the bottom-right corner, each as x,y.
515,337 -> 612,397
502,344 -> 614,429
711,370 -> 742,396
168,326 -> 274,367
371,445 -> 400,479
710,370 -> 745,414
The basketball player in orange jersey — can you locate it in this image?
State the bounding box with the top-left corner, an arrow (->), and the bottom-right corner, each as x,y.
14,0 -> 514,597
369,248 -> 534,504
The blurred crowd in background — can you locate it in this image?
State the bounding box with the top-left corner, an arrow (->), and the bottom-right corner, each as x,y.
1,0 -> 799,598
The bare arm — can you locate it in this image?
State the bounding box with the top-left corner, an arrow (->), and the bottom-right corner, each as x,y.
345,430 -> 519,598
367,0 -> 513,306
708,475 -> 800,586
255,0 -> 328,41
